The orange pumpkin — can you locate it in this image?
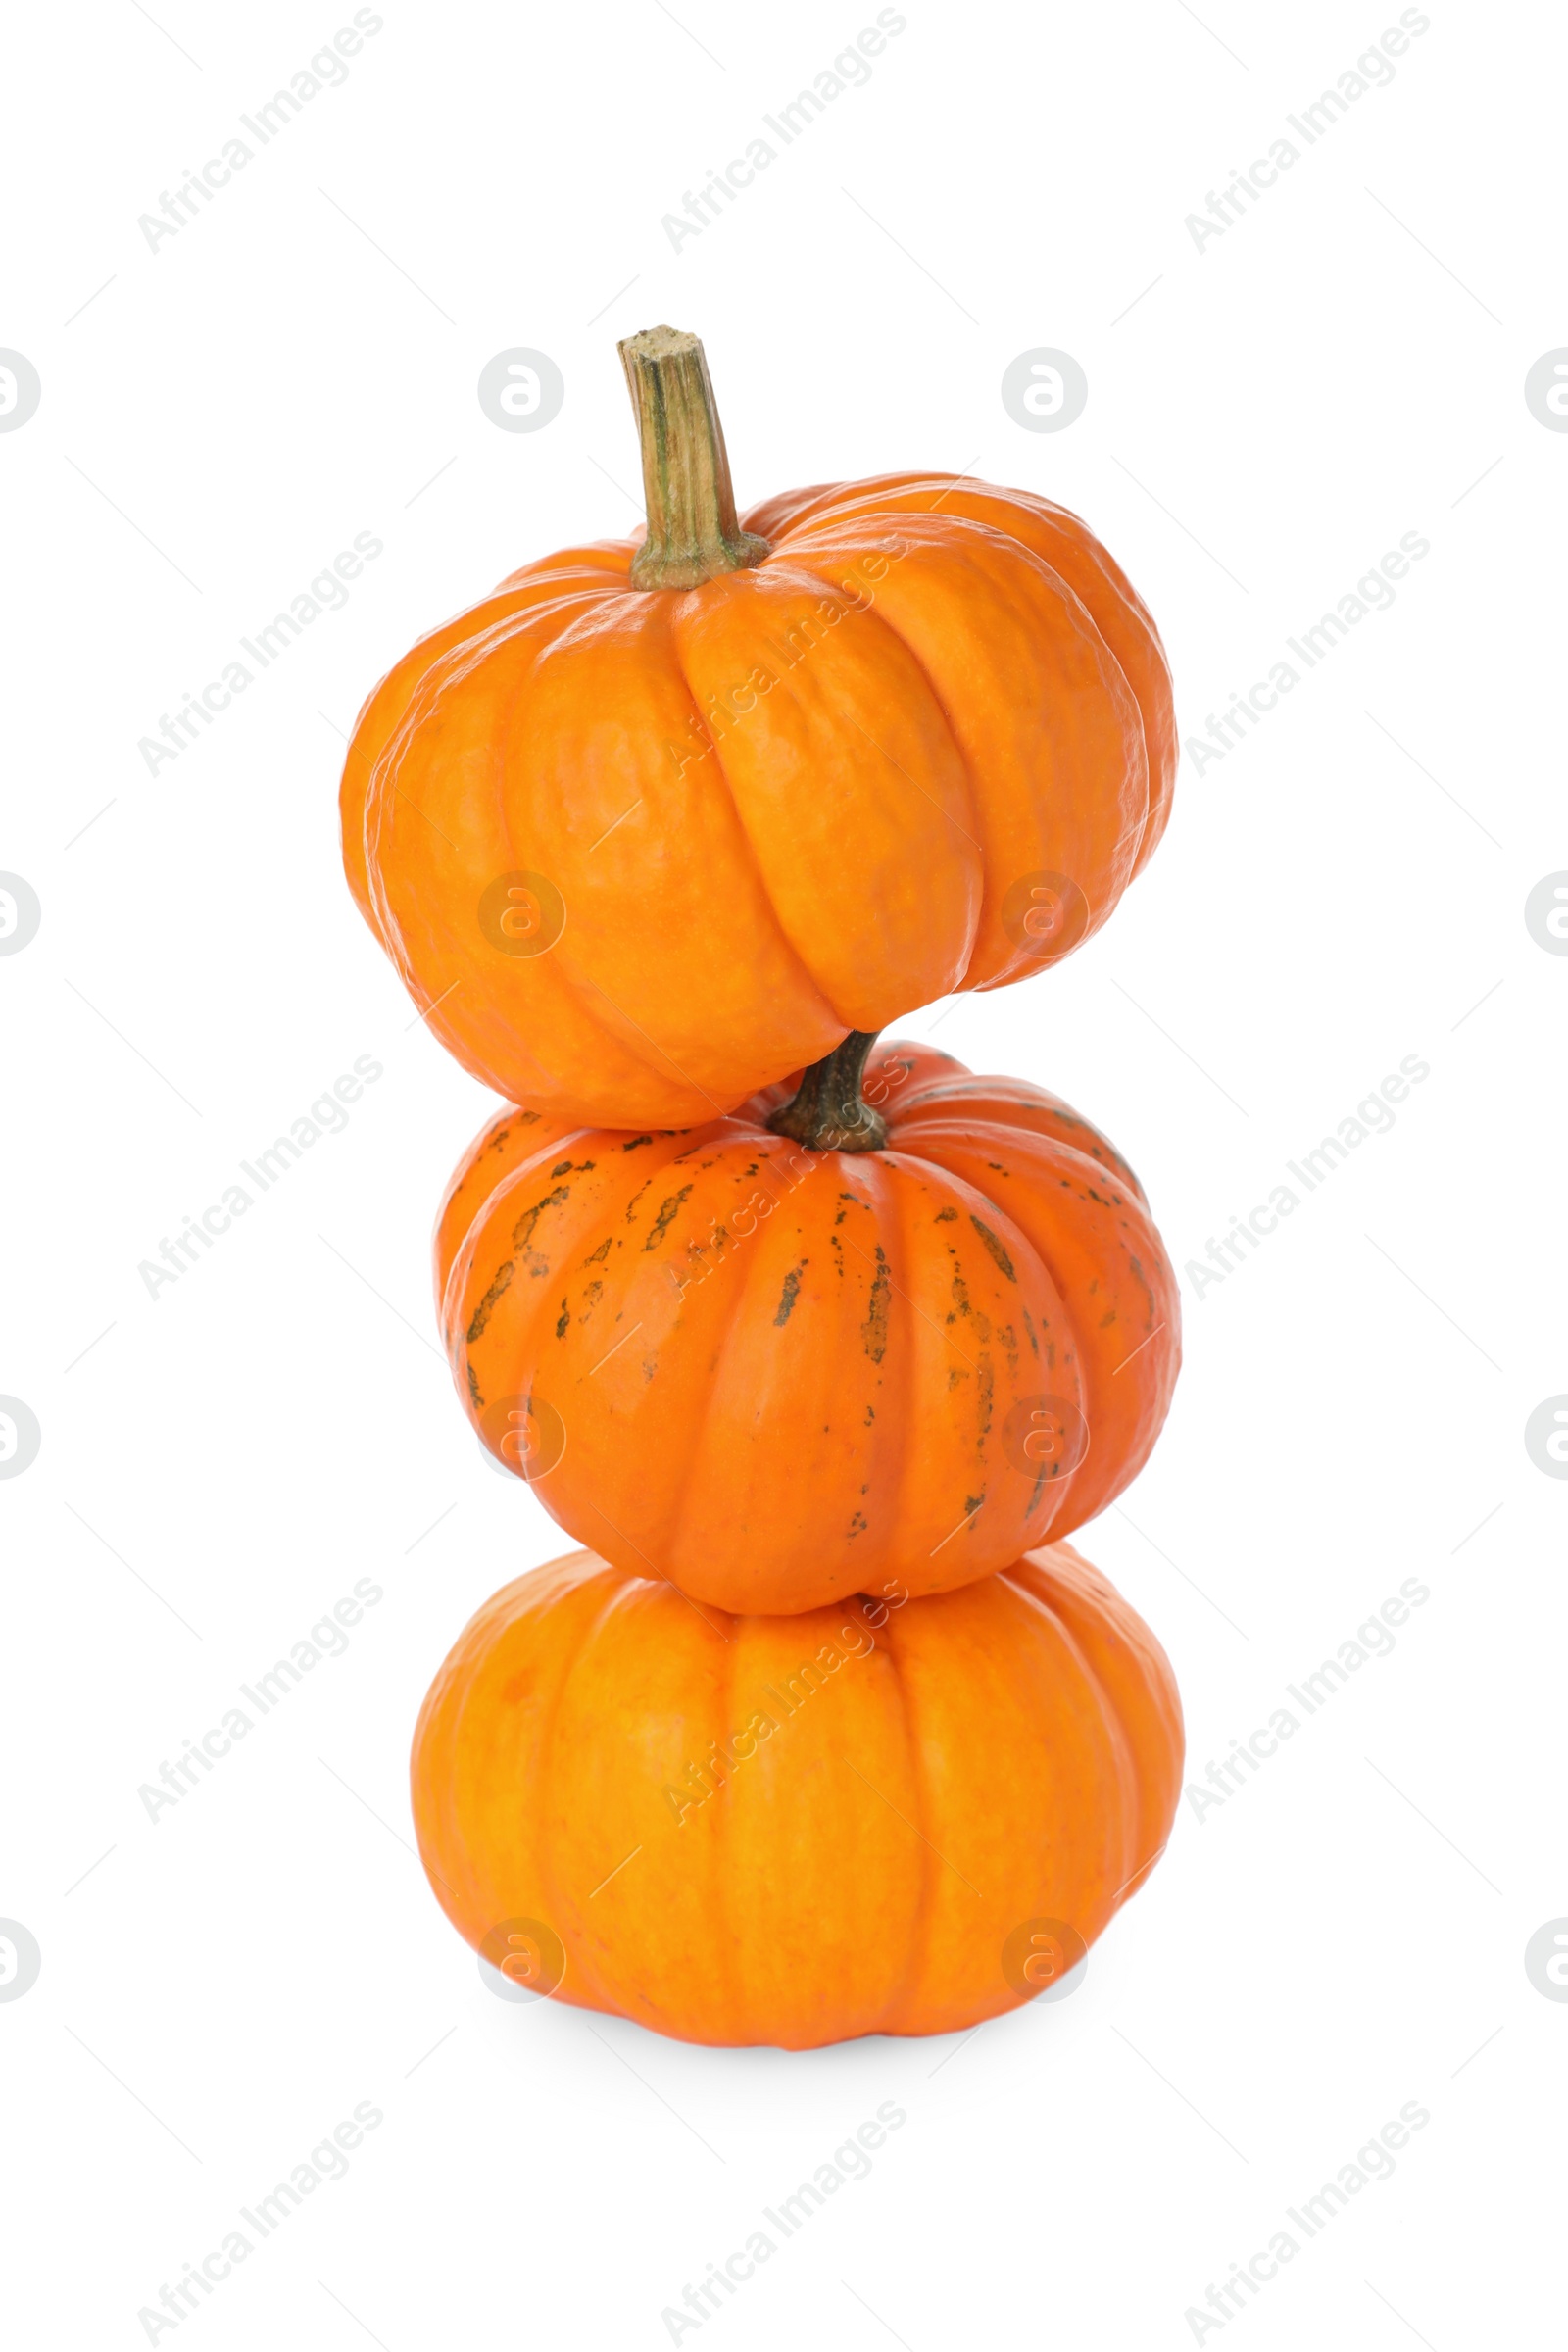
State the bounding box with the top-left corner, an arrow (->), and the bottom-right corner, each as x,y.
341,325 -> 1175,1127
411,1538 -> 1182,2048
436,1037 -> 1179,1615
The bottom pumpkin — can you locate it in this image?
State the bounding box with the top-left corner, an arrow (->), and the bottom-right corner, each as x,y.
411,1541 -> 1183,2050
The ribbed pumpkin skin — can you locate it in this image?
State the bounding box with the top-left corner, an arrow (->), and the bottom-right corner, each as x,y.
340,476 -> 1175,1127
435,1041 -> 1179,1615
411,1540 -> 1183,2049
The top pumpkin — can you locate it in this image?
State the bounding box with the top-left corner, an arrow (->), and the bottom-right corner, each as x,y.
340,327 -> 1175,1127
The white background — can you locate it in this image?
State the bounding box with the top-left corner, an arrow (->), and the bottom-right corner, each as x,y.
3,0 -> 1565,2344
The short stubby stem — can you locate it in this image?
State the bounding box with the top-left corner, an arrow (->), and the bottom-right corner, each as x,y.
618,325 -> 771,591
766,1032 -> 888,1153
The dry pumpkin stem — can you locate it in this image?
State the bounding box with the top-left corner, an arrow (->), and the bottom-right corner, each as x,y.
766,1030 -> 888,1153
618,325 -> 771,590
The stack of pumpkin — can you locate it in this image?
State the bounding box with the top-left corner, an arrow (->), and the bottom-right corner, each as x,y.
339,327 -> 1185,2050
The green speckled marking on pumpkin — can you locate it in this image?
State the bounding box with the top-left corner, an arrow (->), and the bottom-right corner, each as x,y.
862,1246 -> 891,1362
969,1215 -> 1016,1281
642,1187 -> 693,1250
773,1263 -> 807,1326
467,1260 -> 514,1345
510,1184 -> 569,1252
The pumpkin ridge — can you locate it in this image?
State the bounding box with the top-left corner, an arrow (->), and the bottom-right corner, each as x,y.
896,1121 -> 1177,1534
1046,1590 -> 1143,1912
1023,1544 -> 1185,1879
773,473 -> 1158,673
541,587 -> 850,1095
873,1146 -> 1075,1552
437,1117 -> 596,1341
899,1128 -> 1174,1536
762,544 -> 987,958
872,1600 -> 936,2035
756,472 -> 1024,549
776,479 -> 1153,669
710,1592 -> 743,2040
425,1572 -> 547,1956
850,1152 -> 913,1594
658,1159 -> 837,1601
366,609 -> 667,1103
773,474 -> 1173,882
447,1132 -> 691,1437
541,1573 -> 648,2020
375,589 -> 730,1105
898,1120 -> 1136,1214
365,581 -> 619,951
893,1098 -> 1147,1201
1024,1549 -> 1182,1843
670,556 -> 980,1030
495,538 -> 638,587
659,614 -> 870,1034
862,1156 -> 930,1572
778,520 -> 1147,992
497,595 -> 744,1102
989,1570 -> 1137,1932
925,1123 -> 1143,1215
343,566 -> 632,922
647,1230 -> 738,1586
742,476 -> 852,540
961,544 -> 1148,985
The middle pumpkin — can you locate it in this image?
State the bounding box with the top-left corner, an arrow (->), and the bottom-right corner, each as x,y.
437,1037 -> 1180,1614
